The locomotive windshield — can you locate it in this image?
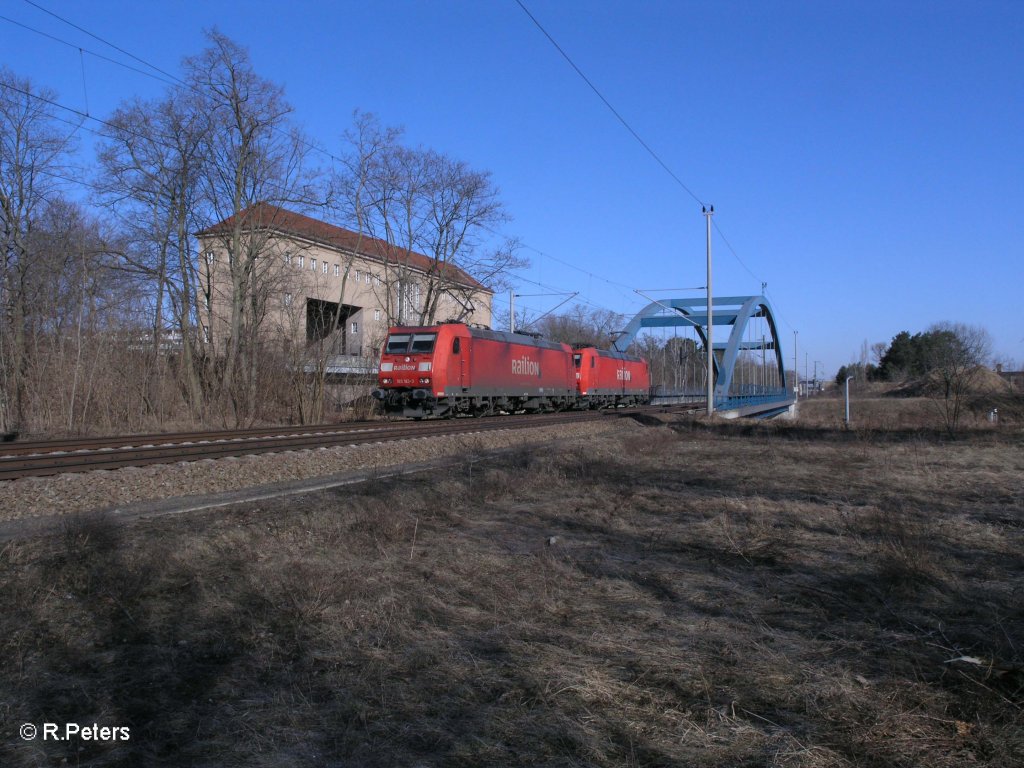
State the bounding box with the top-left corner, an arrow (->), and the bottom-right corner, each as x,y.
385,332 -> 437,354
385,334 -> 411,354
410,333 -> 437,353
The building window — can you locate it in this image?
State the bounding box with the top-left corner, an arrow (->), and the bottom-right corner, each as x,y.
374,275 -> 381,287
334,264 -> 340,277
365,273 -> 370,284
374,309 -> 381,321
399,280 -> 420,323
284,252 -> 292,267
283,292 -> 292,307
298,255 -> 304,269
355,270 -> 361,282
350,322 -> 359,334
205,250 -> 215,264
311,258 -> 317,271
323,262 -> 328,275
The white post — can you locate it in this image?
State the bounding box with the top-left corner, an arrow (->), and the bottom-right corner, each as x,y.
703,205 -> 714,416
845,375 -> 854,425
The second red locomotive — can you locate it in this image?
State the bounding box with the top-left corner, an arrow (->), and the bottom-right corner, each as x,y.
574,347 -> 651,408
372,322 -> 650,418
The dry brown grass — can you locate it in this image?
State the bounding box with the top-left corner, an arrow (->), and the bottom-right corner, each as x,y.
797,392 -> 1024,432
1,412 -> 1022,766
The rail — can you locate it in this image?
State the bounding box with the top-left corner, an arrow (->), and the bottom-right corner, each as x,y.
0,412 -> 607,481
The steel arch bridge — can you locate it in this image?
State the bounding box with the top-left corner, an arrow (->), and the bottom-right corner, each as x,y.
612,295 -> 794,416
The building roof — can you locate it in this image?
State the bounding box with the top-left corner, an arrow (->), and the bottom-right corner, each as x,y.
197,202 -> 490,292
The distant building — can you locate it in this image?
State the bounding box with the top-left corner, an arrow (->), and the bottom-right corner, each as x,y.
195,203 -> 493,361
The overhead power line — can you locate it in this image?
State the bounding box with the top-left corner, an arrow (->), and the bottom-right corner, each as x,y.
711,219 -> 759,283
0,13 -> 181,86
14,0 -> 342,165
514,0 -> 776,306
514,0 -> 705,208
0,79 -> 314,206
22,0 -> 184,85
519,242 -> 637,294
509,271 -> 631,317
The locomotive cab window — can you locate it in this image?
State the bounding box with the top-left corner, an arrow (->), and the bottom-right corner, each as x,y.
591,357 -> 596,368
410,333 -> 437,353
452,338 -> 461,354
385,334 -> 411,354
573,354 -> 581,368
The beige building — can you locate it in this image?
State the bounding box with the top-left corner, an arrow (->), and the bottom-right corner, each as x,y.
196,203 -> 493,366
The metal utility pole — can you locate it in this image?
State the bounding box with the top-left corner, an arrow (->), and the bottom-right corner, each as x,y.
703,205 -> 714,416
509,289 -> 515,333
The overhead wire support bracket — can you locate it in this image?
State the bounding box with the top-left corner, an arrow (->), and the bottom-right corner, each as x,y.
517,291 -> 579,331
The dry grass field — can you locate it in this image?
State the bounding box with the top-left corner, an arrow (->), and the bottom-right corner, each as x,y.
1,400 -> 1022,767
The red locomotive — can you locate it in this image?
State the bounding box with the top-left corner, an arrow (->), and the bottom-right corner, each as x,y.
573,347 -> 650,408
372,322 -> 650,418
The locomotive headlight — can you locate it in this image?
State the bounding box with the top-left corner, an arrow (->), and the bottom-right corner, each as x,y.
382,377 -> 392,384
419,377 -> 431,384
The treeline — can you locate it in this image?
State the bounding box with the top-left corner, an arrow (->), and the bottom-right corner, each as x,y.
837,323 -> 993,386
839,322 -> 994,434
0,31 -> 519,437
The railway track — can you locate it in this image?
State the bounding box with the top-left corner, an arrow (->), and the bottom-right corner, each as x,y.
0,422 -> 390,457
0,411 -> 609,481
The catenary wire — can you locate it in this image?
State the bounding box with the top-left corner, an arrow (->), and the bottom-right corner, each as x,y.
22,0 -> 185,86
513,0 -> 704,208
0,13 -> 182,87
0,80 -> 319,210
15,0 -> 342,166
513,0 -> 779,313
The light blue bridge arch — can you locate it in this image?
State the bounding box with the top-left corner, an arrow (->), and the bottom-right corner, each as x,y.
612,295 -> 791,411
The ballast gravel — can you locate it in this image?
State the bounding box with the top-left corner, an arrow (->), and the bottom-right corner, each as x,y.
0,420 -> 635,523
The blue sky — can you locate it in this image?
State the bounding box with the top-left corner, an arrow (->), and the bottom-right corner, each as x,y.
3,0 -> 1022,375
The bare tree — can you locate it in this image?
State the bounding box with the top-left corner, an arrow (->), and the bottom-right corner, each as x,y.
532,304 -> 623,348
335,113 -> 521,329
185,30 -> 318,423
924,321 -> 992,436
23,199 -> 132,433
871,341 -> 887,368
284,112 -> 399,425
0,68 -> 77,435
415,150 -> 522,325
95,90 -> 209,421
